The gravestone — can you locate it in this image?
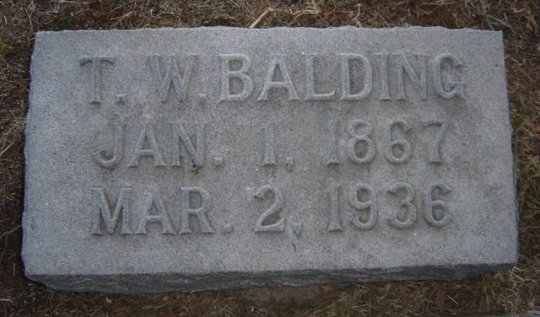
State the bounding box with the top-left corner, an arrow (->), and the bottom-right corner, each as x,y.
22,27 -> 518,293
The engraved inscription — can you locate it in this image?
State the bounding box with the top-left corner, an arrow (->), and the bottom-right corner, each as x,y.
219,54 -> 254,101
136,190 -> 176,235
212,51 -> 463,102
304,54 -> 335,101
395,53 -> 427,100
171,121 -> 205,168
128,124 -> 166,167
326,182 -> 452,232
115,94 -> 126,104
433,53 -> 465,99
148,54 -> 197,103
425,182 -> 452,227
212,156 -> 225,167
383,119 -> 412,164
349,183 -> 378,230
262,123 -> 277,167
253,185 -> 286,232
257,55 -> 299,101
91,187 -> 131,235
85,50 -> 466,240
291,222 -> 303,237
91,122 -> 208,169
327,184 -> 343,232
423,119 -> 448,163
222,223 -> 234,233
326,118 -> 449,165
80,56 -> 114,104
179,187 -> 215,234
387,182 -> 417,229
376,52 -> 391,100
338,53 -> 372,100
346,119 -> 376,164
91,187 -> 215,236
285,157 -> 295,171
93,122 -> 124,169
323,120 -> 339,166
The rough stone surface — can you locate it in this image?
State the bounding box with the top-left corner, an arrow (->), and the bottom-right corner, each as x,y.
23,27 -> 518,293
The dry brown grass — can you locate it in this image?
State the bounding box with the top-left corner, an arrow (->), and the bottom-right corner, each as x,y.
0,0 -> 538,316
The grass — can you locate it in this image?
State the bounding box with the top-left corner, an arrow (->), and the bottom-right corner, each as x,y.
0,0 -> 539,316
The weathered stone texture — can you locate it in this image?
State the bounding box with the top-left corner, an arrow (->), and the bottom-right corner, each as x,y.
23,27 -> 518,293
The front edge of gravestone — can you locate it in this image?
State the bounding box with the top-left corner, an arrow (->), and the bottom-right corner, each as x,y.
24,263 -> 515,294
22,26 -> 518,294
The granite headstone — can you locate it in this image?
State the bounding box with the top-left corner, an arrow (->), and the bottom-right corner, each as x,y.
22,27 -> 518,293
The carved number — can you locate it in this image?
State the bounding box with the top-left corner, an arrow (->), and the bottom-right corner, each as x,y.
425,182 -> 452,227
253,185 -> 285,232
327,184 -> 343,232
327,182 -> 451,231
384,119 -> 412,163
262,123 -> 277,167
332,119 -> 449,165
387,182 -> 417,228
349,183 -> 378,230
423,120 -> 448,163
347,119 -> 376,164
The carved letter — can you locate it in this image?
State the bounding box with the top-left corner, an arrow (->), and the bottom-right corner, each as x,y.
395,53 -> 427,100
179,186 -> 215,234
91,187 -> 131,235
93,122 -> 124,169
148,55 -> 197,103
219,54 -> 254,101
376,52 -> 391,100
257,55 -> 299,101
339,53 -> 372,100
80,56 -> 114,104
305,54 -> 335,100
171,121 -> 205,168
128,124 -> 166,167
433,53 -> 465,99
136,190 -> 175,235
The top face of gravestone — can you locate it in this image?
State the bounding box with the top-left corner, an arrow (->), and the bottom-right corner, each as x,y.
23,27 -> 517,290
